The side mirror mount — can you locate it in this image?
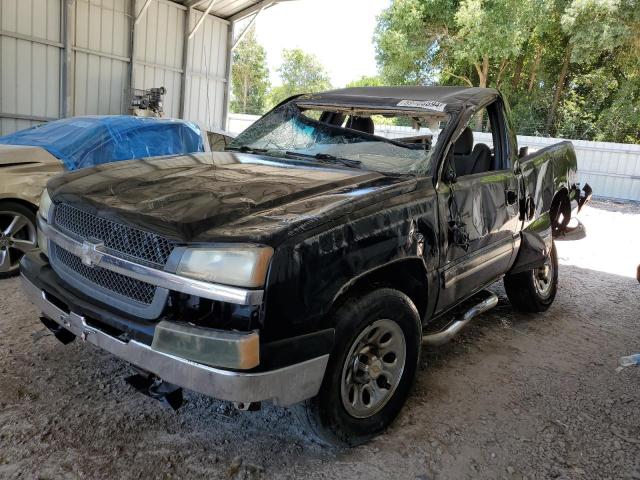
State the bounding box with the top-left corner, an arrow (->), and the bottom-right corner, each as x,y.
518,146 -> 529,159
444,164 -> 457,185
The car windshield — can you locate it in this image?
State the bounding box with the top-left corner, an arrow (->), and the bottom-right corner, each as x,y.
228,103 -> 448,175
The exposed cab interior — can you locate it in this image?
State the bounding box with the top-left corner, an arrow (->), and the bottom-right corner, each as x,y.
228,100 -> 450,175
449,100 -> 513,178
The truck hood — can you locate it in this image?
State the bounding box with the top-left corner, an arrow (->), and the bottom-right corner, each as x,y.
47,152 -> 417,244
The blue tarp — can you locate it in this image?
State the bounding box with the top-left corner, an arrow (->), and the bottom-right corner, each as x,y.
0,115 -> 205,171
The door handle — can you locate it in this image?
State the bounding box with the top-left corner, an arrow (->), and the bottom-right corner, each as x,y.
506,190 -> 518,206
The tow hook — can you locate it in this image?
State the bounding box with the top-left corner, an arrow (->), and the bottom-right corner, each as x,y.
39,316 -> 76,345
125,373 -> 183,410
233,401 -> 261,411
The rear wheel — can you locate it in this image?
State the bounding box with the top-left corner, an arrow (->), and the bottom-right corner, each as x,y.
0,202 -> 37,279
504,241 -> 558,312
299,288 -> 421,446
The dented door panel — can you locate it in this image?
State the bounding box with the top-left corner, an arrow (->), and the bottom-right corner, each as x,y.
435,168 -> 520,312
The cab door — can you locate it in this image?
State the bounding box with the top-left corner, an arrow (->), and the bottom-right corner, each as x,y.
435,99 -> 521,312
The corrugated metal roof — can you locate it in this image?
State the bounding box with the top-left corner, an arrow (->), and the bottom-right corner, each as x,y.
174,0 -> 296,21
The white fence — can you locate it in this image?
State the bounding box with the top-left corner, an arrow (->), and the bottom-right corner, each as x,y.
227,113 -> 640,202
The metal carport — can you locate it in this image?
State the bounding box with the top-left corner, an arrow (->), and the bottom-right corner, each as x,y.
0,0 -> 293,135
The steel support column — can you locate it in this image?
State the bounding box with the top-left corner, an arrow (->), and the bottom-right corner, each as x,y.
61,0 -> 75,117
179,7 -> 192,118
222,20 -> 234,130
127,0 -> 137,112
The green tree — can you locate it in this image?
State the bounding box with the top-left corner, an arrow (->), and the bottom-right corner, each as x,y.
543,0 -> 631,132
374,0 -> 542,87
347,75 -> 385,88
374,0 -> 456,85
268,49 -> 332,107
374,0 -> 640,143
230,26 -> 270,115
451,0 -> 543,88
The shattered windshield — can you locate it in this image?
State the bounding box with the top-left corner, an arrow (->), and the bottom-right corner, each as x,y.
228,103 -> 448,175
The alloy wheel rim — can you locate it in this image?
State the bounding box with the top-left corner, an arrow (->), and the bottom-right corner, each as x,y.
0,211 -> 37,274
340,319 -> 407,419
533,255 -> 554,299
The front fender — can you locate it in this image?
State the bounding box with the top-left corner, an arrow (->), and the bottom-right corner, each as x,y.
262,188 -> 440,342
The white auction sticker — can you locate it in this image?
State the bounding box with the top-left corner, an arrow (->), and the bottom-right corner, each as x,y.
397,100 -> 446,112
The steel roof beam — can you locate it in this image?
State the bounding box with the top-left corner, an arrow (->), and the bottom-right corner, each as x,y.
228,0 -> 296,23
134,0 -> 155,26
188,0 -> 219,39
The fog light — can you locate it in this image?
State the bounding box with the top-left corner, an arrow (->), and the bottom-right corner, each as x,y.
151,321 -> 260,370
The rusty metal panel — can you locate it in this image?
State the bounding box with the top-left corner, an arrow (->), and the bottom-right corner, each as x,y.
183,8 -> 228,130
0,0 -> 62,134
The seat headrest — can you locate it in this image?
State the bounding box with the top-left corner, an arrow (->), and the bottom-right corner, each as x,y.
346,116 -> 374,135
454,127 -> 474,155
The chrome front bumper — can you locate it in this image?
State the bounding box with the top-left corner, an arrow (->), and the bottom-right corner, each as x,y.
22,275 -> 328,406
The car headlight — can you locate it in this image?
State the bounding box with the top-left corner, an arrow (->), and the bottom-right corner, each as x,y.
38,189 -> 53,222
176,245 -> 274,288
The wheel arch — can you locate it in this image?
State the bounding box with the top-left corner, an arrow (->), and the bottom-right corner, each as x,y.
328,257 -> 429,324
0,197 -> 38,214
549,187 -> 571,233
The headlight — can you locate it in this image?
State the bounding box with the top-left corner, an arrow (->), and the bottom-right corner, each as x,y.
38,189 -> 52,222
176,245 -> 274,288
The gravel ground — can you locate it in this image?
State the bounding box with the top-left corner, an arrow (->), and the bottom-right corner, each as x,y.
0,199 -> 639,480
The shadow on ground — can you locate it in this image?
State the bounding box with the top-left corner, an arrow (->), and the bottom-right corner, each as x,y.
1,263 -> 638,480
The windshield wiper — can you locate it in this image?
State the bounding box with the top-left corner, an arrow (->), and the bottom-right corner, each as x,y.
226,145 -> 270,155
284,151 -> 362,169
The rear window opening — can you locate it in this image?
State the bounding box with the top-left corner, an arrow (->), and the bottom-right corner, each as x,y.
299,110 -> 447,152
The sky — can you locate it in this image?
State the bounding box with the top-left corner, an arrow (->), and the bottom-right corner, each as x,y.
251,0 -> 390,88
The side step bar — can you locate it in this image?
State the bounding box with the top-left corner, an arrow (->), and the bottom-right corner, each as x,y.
422,290 -> 498,346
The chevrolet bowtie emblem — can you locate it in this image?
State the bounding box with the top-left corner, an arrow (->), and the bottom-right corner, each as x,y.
80,239 -> 104,267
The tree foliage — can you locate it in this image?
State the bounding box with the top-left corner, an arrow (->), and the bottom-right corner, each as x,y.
347,75 -> 385,88
374,0 -> 640,143
230,26 -> 270,115
268,49 -> 332,107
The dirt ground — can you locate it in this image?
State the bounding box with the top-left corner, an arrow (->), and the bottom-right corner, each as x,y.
1,199 -> 639,480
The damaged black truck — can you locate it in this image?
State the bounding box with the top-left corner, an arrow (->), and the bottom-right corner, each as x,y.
21,87 -> 591,446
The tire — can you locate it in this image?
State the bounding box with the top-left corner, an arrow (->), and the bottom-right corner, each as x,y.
299,288 -> 422,447
0,201 -> 38,279
504,241 -> 558,313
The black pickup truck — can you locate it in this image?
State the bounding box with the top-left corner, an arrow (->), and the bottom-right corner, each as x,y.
21,86 -> 591,446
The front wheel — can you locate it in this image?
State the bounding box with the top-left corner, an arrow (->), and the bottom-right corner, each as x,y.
299,288 -> 422,446
0,201 -> 37,279
504,241 -> 558,312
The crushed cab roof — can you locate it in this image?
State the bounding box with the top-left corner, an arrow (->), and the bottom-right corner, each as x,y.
294,86 -> 500,113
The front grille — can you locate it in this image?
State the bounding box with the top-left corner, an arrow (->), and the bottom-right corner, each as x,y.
53,244 -> 157,305
54,203 -> 175,266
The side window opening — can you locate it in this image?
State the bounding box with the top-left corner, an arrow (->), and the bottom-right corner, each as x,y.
451,101 -> 511,177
